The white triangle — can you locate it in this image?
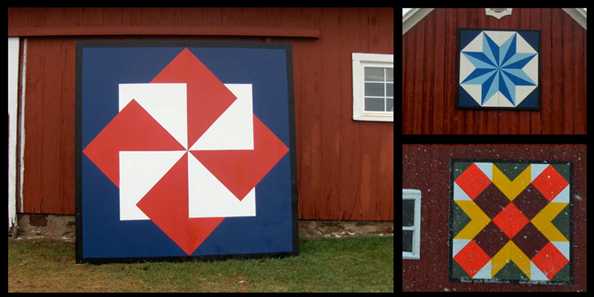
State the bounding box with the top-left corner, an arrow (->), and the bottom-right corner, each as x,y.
119,150 -> 186,221
463,31 -> 483,52
522,54 -> 539,83
453,183 -> 471,201
514,85 -> 537,106
461,84 -> 482,105
473,260 -> 491,279
474,162 -> 493,180
459,53 -> 474,84
191,84 -> 254,150
187,153 -> 256,218
452,239 -> 470,257
531,164 -> 549,182
119,83 -> 188,149
530,262 -> 549,281
516,33 -> 537,54
552,241 -> 570,259
551,185 -> 570,203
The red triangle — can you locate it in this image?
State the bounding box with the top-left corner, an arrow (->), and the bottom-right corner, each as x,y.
82,100 -> 184,186
151,48 -> 236,148
136,154 -> 224,255
191,116 -> 289,201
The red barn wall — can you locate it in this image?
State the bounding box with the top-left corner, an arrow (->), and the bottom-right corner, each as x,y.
402,8 -> 587,135
9,8 -> 394,221
402,144 -> 587,292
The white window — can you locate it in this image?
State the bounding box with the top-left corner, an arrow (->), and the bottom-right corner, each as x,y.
402,189 -> 421,259
352,53 -> 393,122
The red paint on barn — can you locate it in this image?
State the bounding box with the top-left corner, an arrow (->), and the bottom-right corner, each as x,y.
10,8 -> 393,220
402,8 -> 586,135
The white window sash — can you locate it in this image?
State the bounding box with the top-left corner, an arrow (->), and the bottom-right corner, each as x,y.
352,53 -> 393,122
402,189 -> 421,260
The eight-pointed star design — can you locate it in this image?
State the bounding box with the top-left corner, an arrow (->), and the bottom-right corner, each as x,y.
461,32 -> 537,105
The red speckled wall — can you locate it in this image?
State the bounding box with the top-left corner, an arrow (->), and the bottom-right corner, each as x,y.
402,144 -> 587,292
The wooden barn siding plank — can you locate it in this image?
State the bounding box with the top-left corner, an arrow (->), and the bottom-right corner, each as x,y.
317,8 -> 341,219
421,11 -> 435,134
443,8 -> 457,134
402,8 -> 585,135
412,16 -> 425,134
402,24 -> 414,134
562,12 -> 575,134
297,9 -> 324,220
455,8 -> 468,135
528,8 -> 542,134
574,18 -> 587,134
540,9 -> 553,134
22,38 -> 75,214
551,10 -> 565,134
17,8 -> 393,220
432,10 -> 445,137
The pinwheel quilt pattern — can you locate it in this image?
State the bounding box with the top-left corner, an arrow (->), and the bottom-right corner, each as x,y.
450,161 -> 571,283
77,44 -> 296,261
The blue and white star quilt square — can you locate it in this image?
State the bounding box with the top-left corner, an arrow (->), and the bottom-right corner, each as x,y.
458,29 -> 540,109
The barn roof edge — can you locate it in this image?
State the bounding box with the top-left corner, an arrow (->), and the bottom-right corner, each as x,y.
402,8 -> 587,34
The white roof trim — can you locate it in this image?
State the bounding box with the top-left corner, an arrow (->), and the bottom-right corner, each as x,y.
562,8 -> 587,30
403,8 -> 434,34
403,8 -> 587,34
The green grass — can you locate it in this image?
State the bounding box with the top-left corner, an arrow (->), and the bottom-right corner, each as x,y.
8,236 -> 393,292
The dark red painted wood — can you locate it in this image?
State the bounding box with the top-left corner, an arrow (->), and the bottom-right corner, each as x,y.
402,8 -> 587,135
13,8 -> 393,220
22,38 -> 76,214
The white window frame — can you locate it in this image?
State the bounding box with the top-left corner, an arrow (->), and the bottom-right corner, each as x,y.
402,189 -> 421,260
352,53 -> 393,122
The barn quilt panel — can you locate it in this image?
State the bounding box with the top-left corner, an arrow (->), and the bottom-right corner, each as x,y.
450,161 -> 571,283
76,42 -> 296,262
458,30 -> 540,109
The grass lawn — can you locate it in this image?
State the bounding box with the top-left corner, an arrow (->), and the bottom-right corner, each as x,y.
8,236 -> 393,292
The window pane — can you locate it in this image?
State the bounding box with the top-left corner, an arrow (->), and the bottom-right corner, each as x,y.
386,83 -> 393,97
365,67 -> 385,81
386,68 -> 393,82
364,97 -> 385,111
403,230 -> 413,252
386,98 -> 393,112
365,83 -> 384,97
403,199 -> 415,227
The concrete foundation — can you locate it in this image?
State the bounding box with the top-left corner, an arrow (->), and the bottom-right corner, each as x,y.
10,214 -> 393,241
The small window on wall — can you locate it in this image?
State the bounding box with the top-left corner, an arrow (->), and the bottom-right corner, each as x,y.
403,189 -> 421,259
352,53 -> 393,122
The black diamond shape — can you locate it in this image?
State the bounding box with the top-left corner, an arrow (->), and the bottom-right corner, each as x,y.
473,184 -> 510,218
514,185 -> 549,219
474,222 -> 509,257
512,223 -> 549,258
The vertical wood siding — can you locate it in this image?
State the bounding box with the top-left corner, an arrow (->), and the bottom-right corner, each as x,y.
12,8 -> 393,220
22,38 -> 76,214
402,8 -> 587,135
